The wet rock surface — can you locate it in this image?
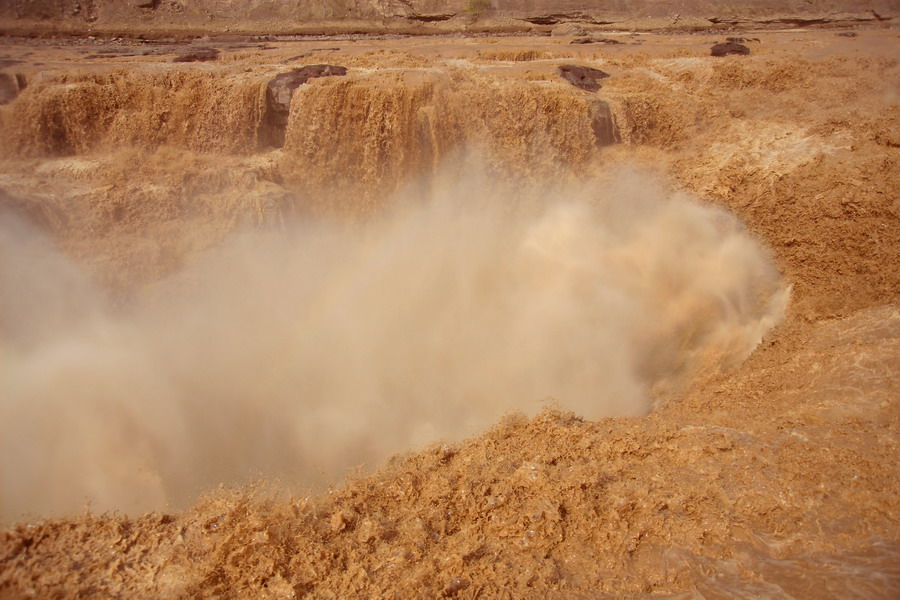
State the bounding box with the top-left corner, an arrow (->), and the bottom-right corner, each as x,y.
588,99 -> 619,146
557,64 -> 610,92
259,64 -> 348,148
711,42 -> 751,57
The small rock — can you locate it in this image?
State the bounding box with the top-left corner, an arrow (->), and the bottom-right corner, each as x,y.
711,42 -> 750,57
836,31 -> 858,37
173,47 -> 219,62
551,23 -> 585,37
557,64 -> 610,92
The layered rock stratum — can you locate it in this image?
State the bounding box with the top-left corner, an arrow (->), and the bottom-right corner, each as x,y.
0,0 -> 897,36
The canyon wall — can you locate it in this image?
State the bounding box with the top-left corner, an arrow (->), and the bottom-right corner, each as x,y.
1,0 -> 896,36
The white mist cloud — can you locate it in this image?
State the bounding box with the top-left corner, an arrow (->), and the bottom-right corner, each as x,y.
0,166 -> 788,520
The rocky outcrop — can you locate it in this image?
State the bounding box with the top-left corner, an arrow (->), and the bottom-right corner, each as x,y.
588,99 -> 619,147
711,42 -> 751,57
557,65 -> 610,93
259,65 -> 348,149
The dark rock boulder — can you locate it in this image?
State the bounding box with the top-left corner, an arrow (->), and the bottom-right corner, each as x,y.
711,42 -> 751,57
557,64 -> 610,92
259,64 -> 348,149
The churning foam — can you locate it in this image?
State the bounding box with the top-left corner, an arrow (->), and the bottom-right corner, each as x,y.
0,166 -> 788,519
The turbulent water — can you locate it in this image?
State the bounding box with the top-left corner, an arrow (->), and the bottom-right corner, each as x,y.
0,30 -> 897,599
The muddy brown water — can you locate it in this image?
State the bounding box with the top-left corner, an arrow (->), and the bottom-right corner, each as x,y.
0,30 -> 898,598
